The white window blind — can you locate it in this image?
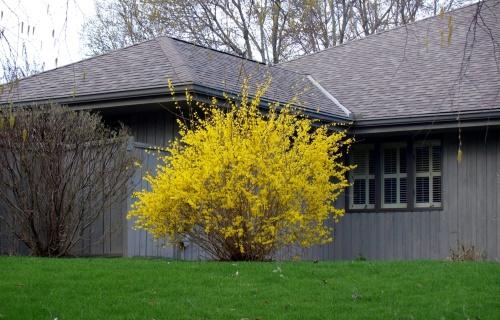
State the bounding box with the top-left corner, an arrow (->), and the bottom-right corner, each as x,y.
381,143 -> 407,209
415,141 -> 442,208
349,145 -> 375,209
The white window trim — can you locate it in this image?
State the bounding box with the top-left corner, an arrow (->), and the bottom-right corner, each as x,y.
349,144 -> 375,210
414,140 -> 442,208
381,143 -> 408,209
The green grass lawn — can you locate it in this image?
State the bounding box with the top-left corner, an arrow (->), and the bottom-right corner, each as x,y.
0,257 -> 499,319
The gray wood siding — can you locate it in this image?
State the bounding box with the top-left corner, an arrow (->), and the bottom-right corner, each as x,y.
123,110 -> 207,259
125,142 -> 219,260
0,109 -> 182,258
122,109 -> 179,146
126,143 -> 195,259
2,108 -> 499,261
123,117 -> 500,261
329,132 -> 500,261
0,185 -> 126,257
0,208 -> 28,255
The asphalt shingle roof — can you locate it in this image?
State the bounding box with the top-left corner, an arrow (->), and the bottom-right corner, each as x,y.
281,1 -> 500,121
0,39 -> 174,101
1,1 -> 498,123
0,37 -> 348,119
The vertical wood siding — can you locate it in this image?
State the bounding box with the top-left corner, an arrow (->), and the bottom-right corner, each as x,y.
125,143 -> 205,259
329,131 -> 499,261
124,110 -> 207,259
1,109 -> 499,261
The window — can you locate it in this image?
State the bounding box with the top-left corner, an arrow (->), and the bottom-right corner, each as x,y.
381,143 -> 407,208
349,145 -> 375,209
414,141 -> 442,208
347,139 -> 443,211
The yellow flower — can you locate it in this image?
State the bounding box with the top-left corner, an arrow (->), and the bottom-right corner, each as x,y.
128,78 -> 352,260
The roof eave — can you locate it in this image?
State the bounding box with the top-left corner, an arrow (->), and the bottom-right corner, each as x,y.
354,110 -> 500,134
0,84 -> 351,123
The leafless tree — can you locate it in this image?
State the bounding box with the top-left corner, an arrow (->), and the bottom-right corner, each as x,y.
0,23 -> 41,82
0,104 -> 136,257
0,0 -> 82,83
82,0 -> 469,63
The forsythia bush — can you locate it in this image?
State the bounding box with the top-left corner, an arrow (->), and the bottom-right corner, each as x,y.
128,80 -> 353,260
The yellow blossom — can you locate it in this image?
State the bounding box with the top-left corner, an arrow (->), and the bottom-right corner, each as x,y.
128,78 -> 353,260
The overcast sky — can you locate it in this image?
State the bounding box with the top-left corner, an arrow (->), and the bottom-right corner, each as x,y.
1,0 -> 95,73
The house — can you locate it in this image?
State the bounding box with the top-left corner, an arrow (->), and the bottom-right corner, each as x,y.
0,1 -> 499,260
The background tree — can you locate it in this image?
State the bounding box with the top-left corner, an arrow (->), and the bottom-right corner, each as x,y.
0,15 -> 42,83
128,80 -> 353,261
0,0 -> 91,84
83,0 -> 470,63
0,104 -> 136,257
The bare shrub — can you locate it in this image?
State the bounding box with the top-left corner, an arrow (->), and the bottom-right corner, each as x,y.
448,244 -> 486,261
0,104 -> 136,257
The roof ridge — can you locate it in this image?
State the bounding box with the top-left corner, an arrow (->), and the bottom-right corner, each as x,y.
306,75 -> 352,118
163,36 -> 267,65
280,0 -> 484,66
156,37 -> 196,84
1,35 -> 267,87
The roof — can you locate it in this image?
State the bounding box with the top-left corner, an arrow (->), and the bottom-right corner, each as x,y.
1,1 -> 498,127
281,0 -> 500,123
0,37 -> 349,120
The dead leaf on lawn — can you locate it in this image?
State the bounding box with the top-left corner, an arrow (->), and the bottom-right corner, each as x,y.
148,299 -> 158,306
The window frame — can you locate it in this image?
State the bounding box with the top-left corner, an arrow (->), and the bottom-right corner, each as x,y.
381,142 -> 408,209
414,140 -> 443,208
348,144 -> 376,210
